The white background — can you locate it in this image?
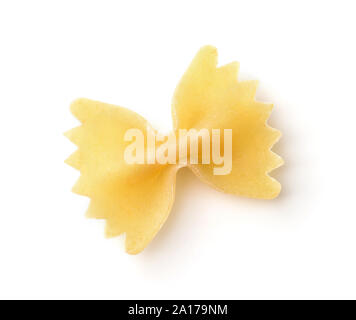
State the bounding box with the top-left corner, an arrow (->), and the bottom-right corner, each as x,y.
0,0 -> 355,300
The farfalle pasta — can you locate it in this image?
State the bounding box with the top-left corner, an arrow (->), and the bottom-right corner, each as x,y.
65,46 -> 283,254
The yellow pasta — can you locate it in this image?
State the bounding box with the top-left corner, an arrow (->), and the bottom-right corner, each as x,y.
65,46 -> 283,254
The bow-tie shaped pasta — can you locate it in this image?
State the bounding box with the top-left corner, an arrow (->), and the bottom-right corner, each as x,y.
65,46 -> 283,254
